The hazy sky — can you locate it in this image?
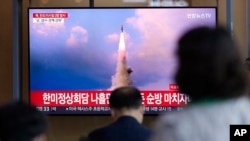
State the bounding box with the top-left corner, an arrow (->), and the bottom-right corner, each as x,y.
29,8 -> 216,90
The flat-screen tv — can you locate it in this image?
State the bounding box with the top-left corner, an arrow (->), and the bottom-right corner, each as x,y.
29,7 -> 217,115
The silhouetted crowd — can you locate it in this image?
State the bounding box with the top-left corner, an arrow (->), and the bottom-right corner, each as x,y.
1,26 -> 250,141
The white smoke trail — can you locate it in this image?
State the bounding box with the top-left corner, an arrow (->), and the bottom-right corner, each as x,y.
108,30 -> 132,91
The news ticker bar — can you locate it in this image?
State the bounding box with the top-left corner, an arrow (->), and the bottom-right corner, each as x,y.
36,106 -> 184,115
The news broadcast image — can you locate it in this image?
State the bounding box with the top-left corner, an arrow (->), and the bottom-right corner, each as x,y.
29,8 -> 216,114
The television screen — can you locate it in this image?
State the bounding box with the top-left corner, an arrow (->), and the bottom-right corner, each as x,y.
29,7 -> 217,115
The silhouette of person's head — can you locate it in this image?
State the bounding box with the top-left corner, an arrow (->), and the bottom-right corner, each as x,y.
0,101 -> 48,141
245,58 -> 250,71
175,26 -> 248,101
109,86 -> 144,123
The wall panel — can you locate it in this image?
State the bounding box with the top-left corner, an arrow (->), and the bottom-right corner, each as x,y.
0,0 -> 244,141
0,1 -> 13,105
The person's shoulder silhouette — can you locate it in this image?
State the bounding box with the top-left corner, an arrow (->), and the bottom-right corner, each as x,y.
0,101 -> 48,141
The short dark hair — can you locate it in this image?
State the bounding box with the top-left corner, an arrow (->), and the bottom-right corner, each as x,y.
109,86 -> 142,109
0,101 -> 48,141
175,26 -> 248,101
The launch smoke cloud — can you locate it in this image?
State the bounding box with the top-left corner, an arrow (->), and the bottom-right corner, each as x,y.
109,26 -> 132,90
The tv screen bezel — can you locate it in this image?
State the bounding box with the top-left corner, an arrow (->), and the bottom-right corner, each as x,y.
27,7 -> 218,116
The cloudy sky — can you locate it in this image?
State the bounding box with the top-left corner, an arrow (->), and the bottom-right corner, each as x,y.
29,8 -> 216,90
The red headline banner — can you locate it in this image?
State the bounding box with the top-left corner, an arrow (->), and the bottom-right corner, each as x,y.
30,90 -> 190,107
33,13 -> 68,18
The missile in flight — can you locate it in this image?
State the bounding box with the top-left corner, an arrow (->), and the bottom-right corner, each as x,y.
121,25 -> 123,32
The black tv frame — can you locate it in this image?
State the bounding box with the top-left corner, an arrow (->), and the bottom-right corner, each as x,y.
27,6 -> 217,115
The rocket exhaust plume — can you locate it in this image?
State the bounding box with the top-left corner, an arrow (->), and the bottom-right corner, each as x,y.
109,25 -> 132,91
